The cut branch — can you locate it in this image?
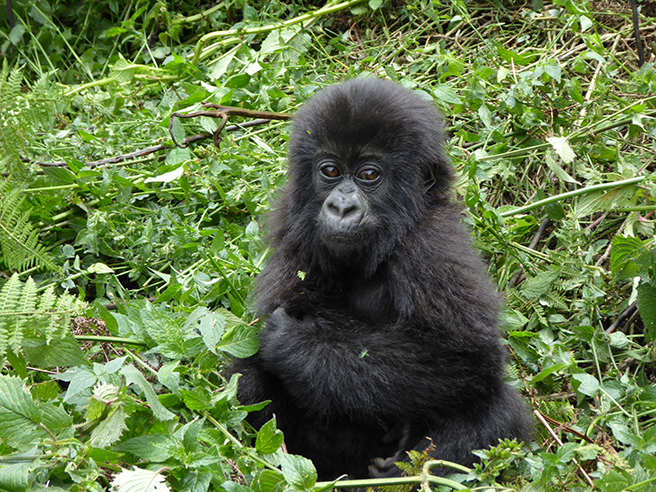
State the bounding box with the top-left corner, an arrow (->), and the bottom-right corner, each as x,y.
169,103 -> 292,148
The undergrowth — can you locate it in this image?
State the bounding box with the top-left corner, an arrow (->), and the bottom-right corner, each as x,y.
1,0 -> 655,491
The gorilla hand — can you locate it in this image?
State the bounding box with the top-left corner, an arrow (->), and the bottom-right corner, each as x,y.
369,422 -> 411,478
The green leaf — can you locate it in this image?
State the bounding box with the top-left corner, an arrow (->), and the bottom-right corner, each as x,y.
181,387 -> 211,410
545,63 -> 562,83
105,27 -> 128,38
610,235 -> 647,280
217,324 -> 259,358
478,105 -> 493,128
520,271 -> 558,299
608,422 -> 641,448
579,15 -> 593,32
545,151 -> 579,184
0,375 -> 71,451
497,46 -> 537,65
531,363 -> 566,384
22,331 -> 88,368
120,365 -> 175,421
222,481 -> 253,492
256,418 -> 284,454
546,136 -> 576,164
89,406 -> 128,448
0,462 -> 31,492
225,74 -> 250,89
637,283 -> 656,340
572,373 -> 600,398
114,434 -> 179,462
259,470 -> 285,492
594,469 -> 632,492
110,467 -> 170,492
432,84 -> 462,105
280,454 -> 317,492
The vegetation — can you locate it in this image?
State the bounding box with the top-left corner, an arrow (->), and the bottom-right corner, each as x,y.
1,0 -> 655,490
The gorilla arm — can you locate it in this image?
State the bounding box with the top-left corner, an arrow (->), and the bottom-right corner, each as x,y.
257,306 -> 502,422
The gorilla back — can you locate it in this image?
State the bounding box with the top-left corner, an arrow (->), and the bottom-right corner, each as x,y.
232,78 -> 532,480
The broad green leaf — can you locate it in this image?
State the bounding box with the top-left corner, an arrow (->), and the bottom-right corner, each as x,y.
209,47 -> 237,80
531,363 -> 566,384
22,331 -> 88,368
637,283 -> 656,340
545,151 -> 579,184
181,387 -> 211,410
180,471 -> 211,492
607,332 -> 630,349
572,373 -> 600,398
0,375 -> 71,450
120,365 -> 175,421
89,406 -> 128,448
594,469 -> 632,492
259,470 -> 285,492
222,481 -> 254,492
545,63 -> 562,83
432,84 -> 462,105
546,136 -> 576,164
580,15 -> 593,32
478,105 -> 493,128
110,55 -> 136,83
111,467 -> 170,492
610,235 -> 647,280
0,462 -> 31,492
256,418 -> 284,454
158,361 -> 180,395
114,434 -> 179,462
608,422 -> 641,448
497,46 -> 537,65
280,454 -> 317,492
217,324 -> 259,358
574,185 -> 636,219
225,73 -> 250,89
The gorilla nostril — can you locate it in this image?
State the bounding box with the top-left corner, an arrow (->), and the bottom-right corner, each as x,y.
327,195 -> 362,220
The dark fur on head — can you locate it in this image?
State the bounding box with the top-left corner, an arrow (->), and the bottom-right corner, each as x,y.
256,78 -> 455,316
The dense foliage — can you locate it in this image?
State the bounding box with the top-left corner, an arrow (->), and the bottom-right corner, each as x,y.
1,0 -> 655,491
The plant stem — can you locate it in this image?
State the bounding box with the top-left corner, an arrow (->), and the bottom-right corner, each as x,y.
74,335 -> 149,347
191,0 -> 366,65
499,176 -> 647,218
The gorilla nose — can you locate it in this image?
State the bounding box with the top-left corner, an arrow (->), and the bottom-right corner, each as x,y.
325,193 -> 364,223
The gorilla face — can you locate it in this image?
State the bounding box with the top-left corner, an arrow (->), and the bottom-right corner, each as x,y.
314,152 -> 387,256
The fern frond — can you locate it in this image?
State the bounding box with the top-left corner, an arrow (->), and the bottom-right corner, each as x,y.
0,61 -> 25,178
0,273 -> 22,356
0,274 -> 87,359
10,277 -> 38,352
0,59 -> 22,108
0,183 -> 57,272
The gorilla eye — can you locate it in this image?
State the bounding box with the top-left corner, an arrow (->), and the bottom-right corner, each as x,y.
320,165 -> 340,178
358,169 -> 380,181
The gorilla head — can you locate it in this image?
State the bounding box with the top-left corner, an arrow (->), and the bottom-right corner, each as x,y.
291,79 -> 453,259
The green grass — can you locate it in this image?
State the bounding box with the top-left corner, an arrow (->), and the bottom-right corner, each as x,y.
1,0 -> 656,490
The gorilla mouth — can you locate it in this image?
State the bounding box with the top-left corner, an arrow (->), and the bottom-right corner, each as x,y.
321,230 -> 368,255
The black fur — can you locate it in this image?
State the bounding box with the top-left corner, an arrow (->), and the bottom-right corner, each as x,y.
231,78 -> 532,480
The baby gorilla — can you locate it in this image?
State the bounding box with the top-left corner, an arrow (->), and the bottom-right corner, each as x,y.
232,78 -> 532,480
